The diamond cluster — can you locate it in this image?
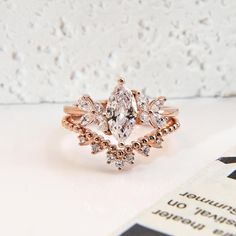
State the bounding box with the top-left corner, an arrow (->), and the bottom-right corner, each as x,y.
76,80 -> 168,143
136,94 -> 168,129
77,96 -> 109,133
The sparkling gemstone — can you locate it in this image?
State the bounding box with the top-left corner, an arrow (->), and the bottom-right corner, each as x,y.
106,83 -> 138,142
156,138 -> 163,147
139,111 -> 150,124
107,152 -> 116,164
150,114 -> 167,128
79,113 -> 94,126
125,154 -> 135,164
96,115 -> 109,132
141,145 -> 150,156
137,93 -> 149,110
115,160 -> 124,170
77,96 -> 92,111
94,102 -> 103,113
91,143 -> 102,154
78,135 -> 86,145
148,98 -> 167,128
150,99 -> 161,113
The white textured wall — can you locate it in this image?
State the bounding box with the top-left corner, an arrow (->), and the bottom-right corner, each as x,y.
0,0 -> 236,103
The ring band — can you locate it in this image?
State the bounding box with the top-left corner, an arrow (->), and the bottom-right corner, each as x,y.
64,105 -> 179,118
62,77 -> 180,170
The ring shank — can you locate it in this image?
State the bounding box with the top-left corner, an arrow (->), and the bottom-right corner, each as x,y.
62,114 -> 180,147
64,105 -> 179,117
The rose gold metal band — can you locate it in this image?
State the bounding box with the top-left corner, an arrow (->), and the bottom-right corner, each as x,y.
64,104 -> 179,118
62,114 -> 180,151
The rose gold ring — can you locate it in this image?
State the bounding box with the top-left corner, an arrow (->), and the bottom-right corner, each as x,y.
62,77 -> 180,170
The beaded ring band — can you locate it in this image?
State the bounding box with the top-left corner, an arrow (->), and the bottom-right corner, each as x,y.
62,78 -> 180,170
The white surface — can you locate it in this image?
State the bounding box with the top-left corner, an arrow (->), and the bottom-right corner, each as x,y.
0,98 -> 236,236
1,0 -> 236,103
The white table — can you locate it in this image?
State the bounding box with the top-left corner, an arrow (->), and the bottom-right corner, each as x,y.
0,98 -> 236,236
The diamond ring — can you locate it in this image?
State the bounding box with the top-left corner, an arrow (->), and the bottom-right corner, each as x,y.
62,77 -> 180,170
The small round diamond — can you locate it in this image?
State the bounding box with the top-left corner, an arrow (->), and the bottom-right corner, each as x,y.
91,143 -> 102,154
115,160 -> 124,170
142,145 -> 150,156
125,154 -> 135,164
107,152 -> 116,164
156,138 -> 163,145
78,135 -> 87,145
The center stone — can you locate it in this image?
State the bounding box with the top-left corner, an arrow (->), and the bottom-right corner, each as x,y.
106,82 -> 137,143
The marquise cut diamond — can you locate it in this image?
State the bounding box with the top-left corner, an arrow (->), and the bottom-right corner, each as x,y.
106,82 -> 137,143
77,96 -> 91,111
96,115 -> 109,132
79,113 -> 94,126
150,113 -> 167,128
